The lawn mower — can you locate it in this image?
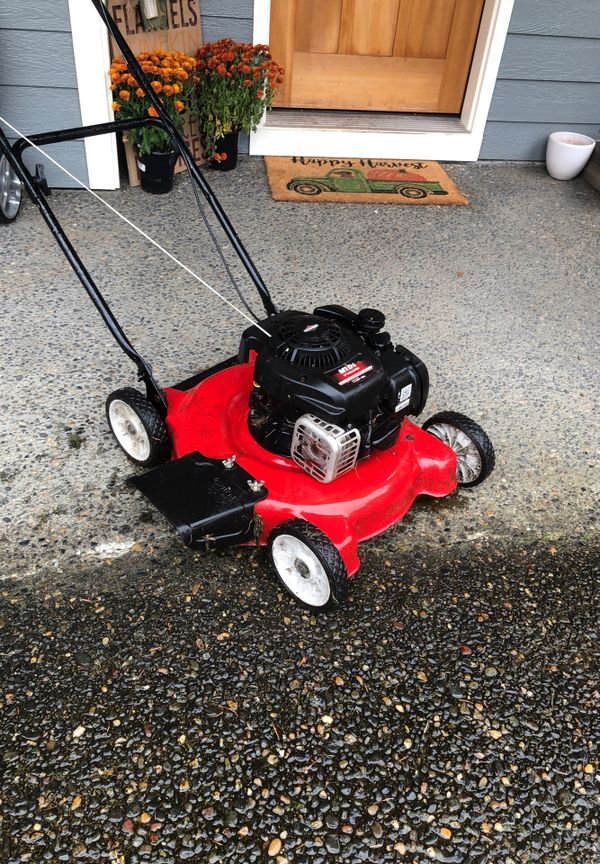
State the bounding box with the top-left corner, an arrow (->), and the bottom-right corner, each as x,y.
0,0 -> 495,610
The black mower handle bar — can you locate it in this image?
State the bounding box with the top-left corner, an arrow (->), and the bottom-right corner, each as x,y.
91,0 -> 276,319
0,0 -> 276,413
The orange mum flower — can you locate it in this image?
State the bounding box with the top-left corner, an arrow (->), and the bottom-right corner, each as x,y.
118,90 -> 130,101
112,101 -> 121,111
147,106 -> 158,117
174,100 -> 184,111
150,81 -> 162,93
136,88 -> 145,97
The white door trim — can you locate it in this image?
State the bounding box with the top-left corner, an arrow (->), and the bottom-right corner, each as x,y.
68,0 -> 120,189
250,0 -> 515,161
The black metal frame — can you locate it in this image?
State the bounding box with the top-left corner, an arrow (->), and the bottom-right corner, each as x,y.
0,0 -> 276,413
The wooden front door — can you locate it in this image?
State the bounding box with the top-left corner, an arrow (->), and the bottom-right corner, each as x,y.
270,0 -> 485,114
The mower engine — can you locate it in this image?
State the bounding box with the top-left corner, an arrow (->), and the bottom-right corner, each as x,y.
239,305 -> 429,482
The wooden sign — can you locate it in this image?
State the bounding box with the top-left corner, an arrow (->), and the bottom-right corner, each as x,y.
108,0 -> 202,56
108,0 -> 204,186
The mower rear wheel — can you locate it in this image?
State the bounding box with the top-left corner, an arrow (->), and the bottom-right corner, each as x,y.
106,388 -> 170,468
0,155 -> 22,223
423,411 -> 495,487
268,520 -> 350,611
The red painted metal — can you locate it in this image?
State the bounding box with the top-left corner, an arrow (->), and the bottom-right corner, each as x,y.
164,359 -> 456,575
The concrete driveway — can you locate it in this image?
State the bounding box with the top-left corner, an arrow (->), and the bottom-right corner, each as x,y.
0,159 -> 598,577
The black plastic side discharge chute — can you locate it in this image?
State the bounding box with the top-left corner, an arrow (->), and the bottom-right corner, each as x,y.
130,452 -> 268,549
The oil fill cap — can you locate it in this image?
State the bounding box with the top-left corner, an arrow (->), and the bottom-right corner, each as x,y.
358,308 -> 385,334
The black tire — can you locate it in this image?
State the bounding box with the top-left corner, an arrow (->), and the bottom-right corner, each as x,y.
289,181 -> 323,196
397,185 -> 427,199
106,387 -> 170,468
422,411 -> 495,488
0,155 -> 23,224
268,519 -> 351,611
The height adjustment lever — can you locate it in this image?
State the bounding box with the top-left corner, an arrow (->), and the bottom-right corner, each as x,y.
34,164 -> 50,196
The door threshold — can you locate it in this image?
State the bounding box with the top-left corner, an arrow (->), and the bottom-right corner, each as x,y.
265,109 -> 467,135
252,110 -> 477,160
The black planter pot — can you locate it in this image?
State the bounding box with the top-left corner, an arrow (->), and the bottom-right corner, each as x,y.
137,150 -> 177,194
210,130 -> 240,171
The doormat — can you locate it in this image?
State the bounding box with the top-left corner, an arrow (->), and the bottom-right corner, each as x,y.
265,157 -> 468,205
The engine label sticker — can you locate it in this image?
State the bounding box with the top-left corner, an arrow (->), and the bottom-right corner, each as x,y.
395,383 -> 413,412
333,359 -> 374,386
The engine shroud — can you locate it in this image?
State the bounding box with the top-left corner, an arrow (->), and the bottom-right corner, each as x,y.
239,306 -> 429,459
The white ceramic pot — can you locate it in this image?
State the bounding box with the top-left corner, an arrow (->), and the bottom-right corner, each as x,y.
546,131 -> 596,180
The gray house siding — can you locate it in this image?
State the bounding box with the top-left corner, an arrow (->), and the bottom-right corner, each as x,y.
480,0 -> 600,159
0,2 -> 88,188
201,0 -> 253,43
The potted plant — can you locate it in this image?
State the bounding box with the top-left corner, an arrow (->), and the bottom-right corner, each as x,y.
109,49 -> 196,193
193,39 -> 284,171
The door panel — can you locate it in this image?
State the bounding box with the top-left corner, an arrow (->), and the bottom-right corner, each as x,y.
338,0 -> 400,57
270,0 -> 485,114
295,0 -> 343,54
399,0 -> 456,60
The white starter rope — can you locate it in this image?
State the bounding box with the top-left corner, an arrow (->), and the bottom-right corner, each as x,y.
0,115 -> 270,337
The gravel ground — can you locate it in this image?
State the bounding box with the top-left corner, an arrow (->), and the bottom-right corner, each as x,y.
1,536 -> 598,863
1,159 -> 599,576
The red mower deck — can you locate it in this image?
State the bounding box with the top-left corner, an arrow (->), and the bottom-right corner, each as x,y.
164,358 -> 457,575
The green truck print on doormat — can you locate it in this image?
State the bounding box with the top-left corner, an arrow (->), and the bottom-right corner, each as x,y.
287,167 -> 449,199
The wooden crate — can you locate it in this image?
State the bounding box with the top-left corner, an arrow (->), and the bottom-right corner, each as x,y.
107,0 -> 204,186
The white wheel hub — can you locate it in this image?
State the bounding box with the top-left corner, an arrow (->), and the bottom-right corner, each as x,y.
0,155 -> 22,220
271,534 -> 331,607
426,422 -> 482,484
108,399 -> 151,462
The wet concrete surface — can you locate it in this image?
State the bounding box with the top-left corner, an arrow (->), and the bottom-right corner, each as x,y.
1,535 -> 598,863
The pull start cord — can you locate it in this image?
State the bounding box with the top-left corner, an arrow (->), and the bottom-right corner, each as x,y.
0,115 -> 270,337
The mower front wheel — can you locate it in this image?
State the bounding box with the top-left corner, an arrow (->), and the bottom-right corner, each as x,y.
106,388 -> 170,468
423,411 -> 495,487
268,520 -> 350,611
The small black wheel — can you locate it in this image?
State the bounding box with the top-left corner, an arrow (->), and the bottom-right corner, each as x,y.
289,181 -> 323,196
0,155 -> 22,223
268,519 -> 350,611
106,387 -> 170,468
397,185 -> 427,199
422,411 -> 495,487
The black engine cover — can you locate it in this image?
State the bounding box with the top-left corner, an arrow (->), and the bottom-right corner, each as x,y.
239,307 -> 429,457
